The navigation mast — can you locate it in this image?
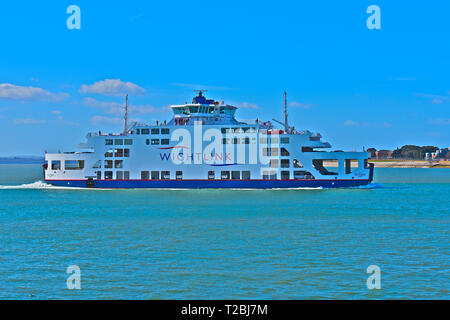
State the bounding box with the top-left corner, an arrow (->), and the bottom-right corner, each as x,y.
272,91 -> 290,132
123,94 -> 129,135
283,91 -> 288,132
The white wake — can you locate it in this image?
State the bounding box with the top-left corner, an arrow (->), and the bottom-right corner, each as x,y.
0,181 -> 92,190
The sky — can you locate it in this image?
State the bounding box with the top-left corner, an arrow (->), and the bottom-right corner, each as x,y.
0,0 -> 449,156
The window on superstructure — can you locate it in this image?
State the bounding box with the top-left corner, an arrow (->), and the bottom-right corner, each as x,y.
270,137 -> 279,144
281,159 -> 290,168
208,107 -> 214,114
233,128 -> 241,133
115,149 -> 123,157
281,137 -> 289,144
270,159 -> 279,168
65,160 -> 84,170
233,138 -> 239,144
231,171 -> 240,180
141,128 -> 150,135
124,171 -> 130,180
244,137 -> 250,144
281,148 -> 290,156
190,106 -> 199,113
221,171 -> 230,180
221,128 -> 227,134
125,139 -> 133,145
104,171 -> 113,180
262,171 -> 277,180
151,171 -> 159,180
161,171 -> 170,180
51,160 -> 61,170
105,139 -> 113,145
161,139 -> 170,145
242,171 -> 251,180
260,136 -> 268,144
176,171 -> 182,180
105,149 -> 113,157
161,128 -> 170,135
116,171 -> 124,180
281,171 -> 290,180
141,171 -> 149,180
96,171 -> 101,179
151,128 -> 159,135
124,149 -> 130,157
146,139 -> 150,145
208,171 -> 215,180
293,159 -> 304,168
242,127 -> 250,133
114,160 -> 123,168
151,139 -> 160,145
115,139 -> 123,145
104,160 -> 113,169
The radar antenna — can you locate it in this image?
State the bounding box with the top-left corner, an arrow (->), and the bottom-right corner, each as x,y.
123,94 -> 129,135
193,90 -> 208,97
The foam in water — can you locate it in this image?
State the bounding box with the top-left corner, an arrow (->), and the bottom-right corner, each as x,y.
0,181 -> 97,190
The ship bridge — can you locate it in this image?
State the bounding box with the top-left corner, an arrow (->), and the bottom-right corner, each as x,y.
168,91 -> 241,126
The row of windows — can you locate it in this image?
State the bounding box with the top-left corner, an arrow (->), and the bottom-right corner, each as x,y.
135,128 -> 170,135
136,170 -> 313,180
259,137 -> 290,144
105,148 -> 130,158
105,139 -> 133,146
146,139 -> 170,145
101,171 -> 130,180
269,159 -> 303,168
50,160 -> 85,170
220,127 -> 256,134
95,170 -> 315,180
222,137 -> 254,144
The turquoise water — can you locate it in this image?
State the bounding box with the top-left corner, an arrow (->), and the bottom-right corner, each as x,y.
0,165 -> 448,299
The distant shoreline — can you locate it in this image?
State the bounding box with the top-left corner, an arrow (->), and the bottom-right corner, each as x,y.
0,157 -> 44,165
324,159 -> 450,168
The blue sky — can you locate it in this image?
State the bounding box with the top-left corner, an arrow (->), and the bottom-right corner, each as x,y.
0,0 -> 449,155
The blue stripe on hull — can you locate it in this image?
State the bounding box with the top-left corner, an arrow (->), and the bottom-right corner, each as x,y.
46,179 -> 371,189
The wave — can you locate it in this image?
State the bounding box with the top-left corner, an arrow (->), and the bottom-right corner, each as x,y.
345,183 -> 384,189
0,181 -> 102,190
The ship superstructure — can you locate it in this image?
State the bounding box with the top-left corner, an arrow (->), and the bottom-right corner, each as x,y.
44,91 -> 373,188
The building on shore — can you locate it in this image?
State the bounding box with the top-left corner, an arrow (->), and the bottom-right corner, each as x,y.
375,150 -> 393,160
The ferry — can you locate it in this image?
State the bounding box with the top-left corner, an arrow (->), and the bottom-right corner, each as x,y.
44,91 -> 374,188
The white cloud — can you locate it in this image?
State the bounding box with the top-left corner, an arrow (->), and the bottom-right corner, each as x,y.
91,115 -> 122,125
82,97 -> 162,116
289,101 -> 312,109
428,118 -> 450,125
344,120 -> 359,126
14,118 -> 46,125
239,102 -> 259,109
414,92 -> 449,104
80,79 -> 146,96
344,120 -> 393,128
51,110 -> 62,115
431,98 -> 444,105
0,83 -> 68,101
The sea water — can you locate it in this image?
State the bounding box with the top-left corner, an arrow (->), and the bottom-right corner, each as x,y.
0,164 -> 448,299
